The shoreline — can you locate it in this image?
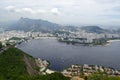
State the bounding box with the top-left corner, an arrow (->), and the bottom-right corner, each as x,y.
107,39 -> 120,43
105,39 -> 120,46
16,37 -> 120,47
33,36 -> 56,39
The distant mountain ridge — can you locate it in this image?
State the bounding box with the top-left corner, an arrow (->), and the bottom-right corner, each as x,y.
81,26 -> 109,33
4,17 -> 119,33
7,17 -> 62,32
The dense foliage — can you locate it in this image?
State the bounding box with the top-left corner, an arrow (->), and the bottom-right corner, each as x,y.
88,74 -> 120,80
0,42 -> 2,49
0,47 -> 28,80
17,72 -> 70,80
0,47 -> 70,80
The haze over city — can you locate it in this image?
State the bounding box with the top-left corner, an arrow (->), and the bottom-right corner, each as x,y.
0,0 -> 120,27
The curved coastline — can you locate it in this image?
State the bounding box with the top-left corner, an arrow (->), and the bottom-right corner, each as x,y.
16,37 -> 120,71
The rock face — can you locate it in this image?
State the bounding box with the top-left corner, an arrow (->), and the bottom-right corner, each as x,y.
23,54 -> 38,75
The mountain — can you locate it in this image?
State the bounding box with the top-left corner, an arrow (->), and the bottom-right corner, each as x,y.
64,25 -> 78,31
116,28 -> 120,33
4,18 -> 119,33
0,21 -> 16,30
7,17 -> 62,32
81,26 -> 108,33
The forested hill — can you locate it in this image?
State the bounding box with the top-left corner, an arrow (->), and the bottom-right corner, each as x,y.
0,47 -> 70,80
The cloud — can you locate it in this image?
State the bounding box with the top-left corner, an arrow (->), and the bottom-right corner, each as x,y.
5,6 -> 15,10
5,6 -> 15,12
51,8 -> 60,15
21,8 -> 35,14
37,9 -> 46,13
14,9 -> 22,13
4,6 -> 47,14
4,6 -> 61,15
21,8 -> 47,14
4,6 -> 61,16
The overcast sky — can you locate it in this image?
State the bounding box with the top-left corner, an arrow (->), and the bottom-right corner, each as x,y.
0,0 -> 120,27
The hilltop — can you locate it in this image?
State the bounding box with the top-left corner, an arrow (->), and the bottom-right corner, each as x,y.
80,26 -> 109,33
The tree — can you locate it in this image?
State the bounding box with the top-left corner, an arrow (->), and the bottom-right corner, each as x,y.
0,42 -> 2,49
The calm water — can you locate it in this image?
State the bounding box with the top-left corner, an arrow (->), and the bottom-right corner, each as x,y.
17,38 -> 120,71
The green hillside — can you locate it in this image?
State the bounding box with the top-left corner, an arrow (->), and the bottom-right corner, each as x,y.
0,47 -> 70,80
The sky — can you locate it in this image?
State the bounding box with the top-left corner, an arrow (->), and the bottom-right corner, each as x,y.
0,0 -> 120,27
